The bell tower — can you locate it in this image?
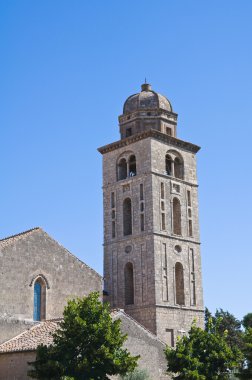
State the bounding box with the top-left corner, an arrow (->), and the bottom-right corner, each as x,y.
98,83 -> 204,345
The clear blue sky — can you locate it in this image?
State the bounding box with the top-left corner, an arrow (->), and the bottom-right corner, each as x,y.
1,1 -> 251,320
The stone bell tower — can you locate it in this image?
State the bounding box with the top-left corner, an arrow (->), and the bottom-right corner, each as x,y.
98,83 -> 204,346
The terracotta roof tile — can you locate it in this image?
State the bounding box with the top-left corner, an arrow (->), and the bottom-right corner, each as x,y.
0,320 -> 60,353
0,311 -> 164,354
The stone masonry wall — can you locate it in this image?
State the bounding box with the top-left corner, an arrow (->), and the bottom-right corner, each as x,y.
0,351 -> 35,380
0,229 -> 102,343
101,133 -> 204,344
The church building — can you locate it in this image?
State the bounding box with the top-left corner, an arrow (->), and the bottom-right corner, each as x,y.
0,83 -> 204,379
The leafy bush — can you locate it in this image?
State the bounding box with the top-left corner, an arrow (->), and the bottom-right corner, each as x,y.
120,368 -> 150,380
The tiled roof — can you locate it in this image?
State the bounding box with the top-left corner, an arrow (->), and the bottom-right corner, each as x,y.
0,320 -> 60,353
0,310 -> 165,354
0,227 -> 40,248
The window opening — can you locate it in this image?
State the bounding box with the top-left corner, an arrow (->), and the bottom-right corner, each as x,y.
129,155 -> 136,177
123,198 -> 132,236
140,214 -> 145,232
166,127 -> 172,136
161,182 -> 165,199
187,190 -> 191,207
175,262 -> 185,305
190,249 -> 196,305
166,155 -> 172,176
124,262 -> 134,305
174,157 -> 183,179
161,201 -> 165,211
112,221 -> 116,238
173,198 -> 182,235
188,220 -> 193,237
111,192 -> 115,208
118,158 -> 127,180
33,278 -> 46,321
166,329 -> 175,347
126,128 -> 132,137
161,213 -> 166,230
140,184 -> 144,200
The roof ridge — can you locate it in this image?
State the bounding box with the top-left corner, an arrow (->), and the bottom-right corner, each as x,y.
0,227 -> 41,242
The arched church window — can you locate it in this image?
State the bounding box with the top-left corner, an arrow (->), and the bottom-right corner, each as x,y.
175,262 -> 185,305
173,197 -> 182,235
174,157 -> 183,179
118,158 -> 127,181
124,262 -> 134,305
165,154 -> 172,176
33,277 -> 46,321
129,155 -> 136,177
123,198 -> 132,236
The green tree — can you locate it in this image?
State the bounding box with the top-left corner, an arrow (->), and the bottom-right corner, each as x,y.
28,292 -> 139,380
242,313 -> 252,330
236,327 -> 252,379
205,308 -> 243,351
165,318 -> 242,380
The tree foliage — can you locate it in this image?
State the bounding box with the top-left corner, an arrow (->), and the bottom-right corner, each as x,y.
236,327 -> 252,379
242,313 -> 252,330
120,368 -> 150,380
28,292 -> 139,380
165,318 -> 242,380
205,308 -> 243,351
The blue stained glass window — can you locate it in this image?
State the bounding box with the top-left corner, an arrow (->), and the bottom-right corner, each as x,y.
34,282 -> 41,321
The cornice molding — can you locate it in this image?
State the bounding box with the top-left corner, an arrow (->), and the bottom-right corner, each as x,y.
98,129 -> 200,155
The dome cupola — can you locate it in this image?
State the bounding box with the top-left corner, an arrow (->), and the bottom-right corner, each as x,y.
119,83 -> 177,140
123,83 -> 173,114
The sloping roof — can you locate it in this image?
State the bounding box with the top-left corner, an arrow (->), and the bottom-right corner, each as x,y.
111,309 -> 165,346
0,320 -> 60,353
0,311 -> 165,354
0,227 -> 101,279
0,227 -> 40,248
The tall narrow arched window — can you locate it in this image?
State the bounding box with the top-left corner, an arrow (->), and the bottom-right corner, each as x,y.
129,155 -> 136,177
165,154 -> 172,176
175,262 -> 185,305
123,198 -> 132,236
33,277 -> 46,321
124,262 -> 134,305
174,157 -> 183,179
173,197 -> 182,235
118,158 -> 127,181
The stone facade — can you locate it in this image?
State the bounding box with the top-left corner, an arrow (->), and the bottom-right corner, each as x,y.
113,310 -> 169,380
0,228 -> 102,344
98,84 -> 204,345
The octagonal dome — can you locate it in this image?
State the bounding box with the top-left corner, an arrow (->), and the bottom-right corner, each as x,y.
123,83 -> 172,114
